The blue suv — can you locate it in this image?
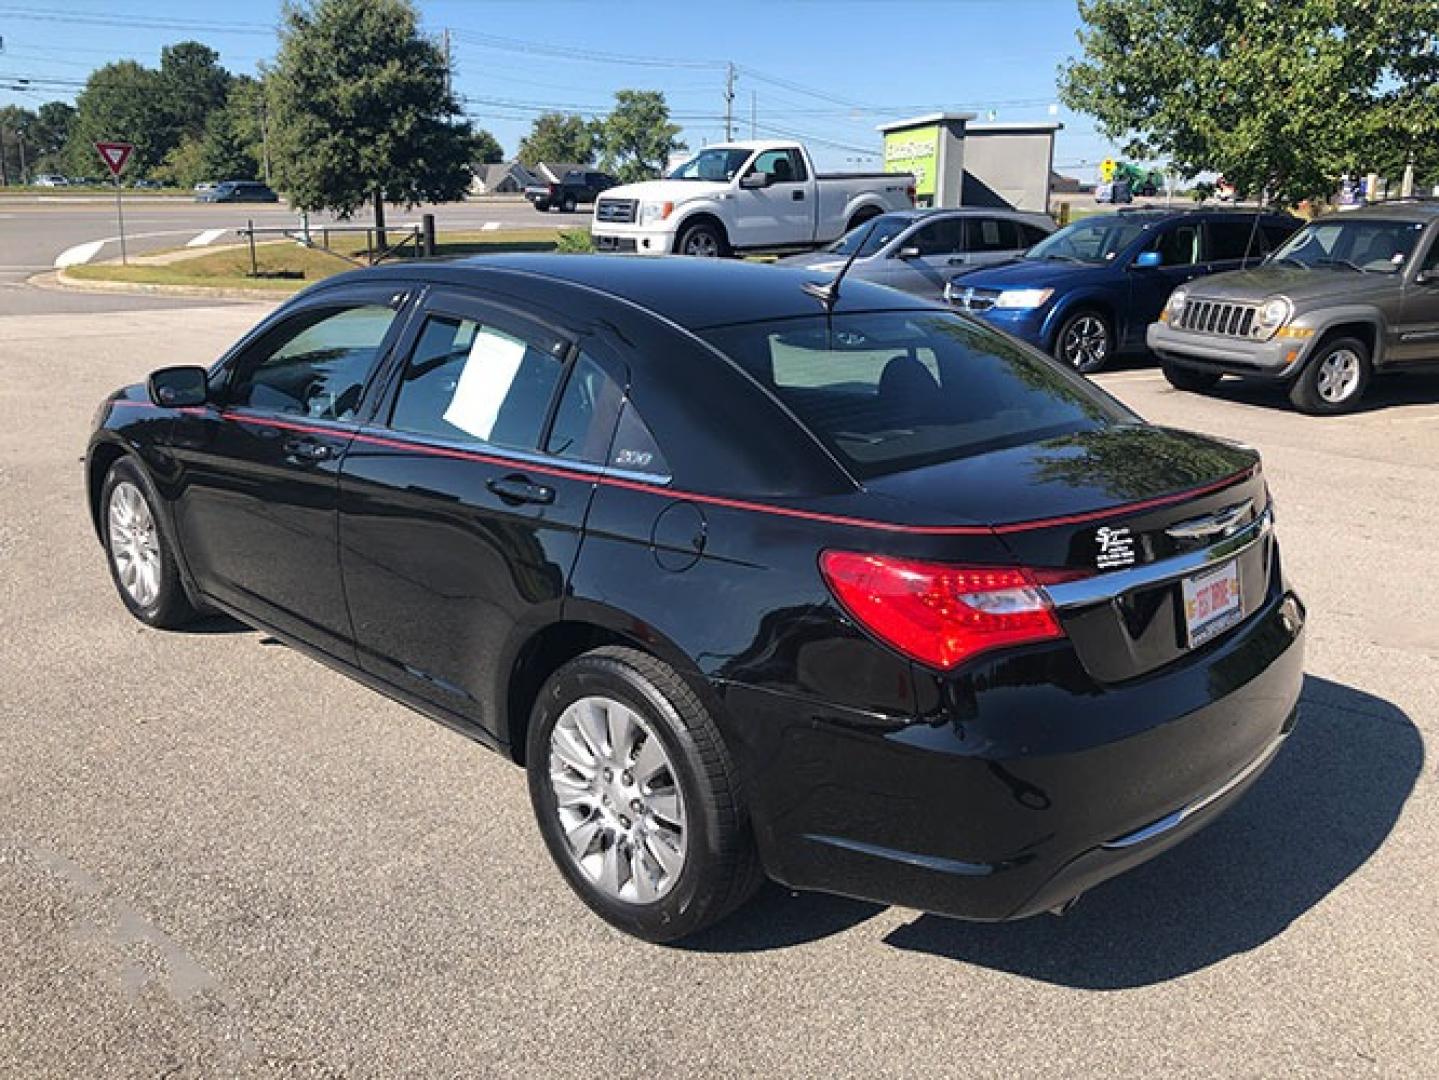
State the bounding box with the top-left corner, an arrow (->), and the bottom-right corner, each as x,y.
945,209 -> 1301,372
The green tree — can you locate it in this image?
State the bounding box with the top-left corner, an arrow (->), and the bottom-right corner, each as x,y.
29,102 -> 76,173
471,128 -> 504,165
268,0 -> 475,245
160,42 -> 232,142
65,60 -> 174,176
595,91 -> 683,183
1059,0 -> 1439,205
516,112 -> 592,167
0,106 -> 37,183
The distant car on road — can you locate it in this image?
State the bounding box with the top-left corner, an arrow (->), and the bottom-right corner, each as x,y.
1148,199 -> 1439,413
198,180 -> 279,204
194,182 -> 217,195
131,179 -> 164,190
32,174 -> 69,188
778,208 -> 1055,299
526,169 -> 617,213
946,208 -> 1301,372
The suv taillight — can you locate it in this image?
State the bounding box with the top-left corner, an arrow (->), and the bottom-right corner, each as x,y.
820,552 -> 1074,670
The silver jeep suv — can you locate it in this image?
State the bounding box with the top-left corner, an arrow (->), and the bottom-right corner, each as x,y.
1147,200 -> 1439,413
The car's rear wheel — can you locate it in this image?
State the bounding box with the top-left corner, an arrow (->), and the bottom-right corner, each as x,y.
533,200 -> 550,212
1055,309 -> 1114,373
676,221 -> 727,258
1289,336 -> 1371,414
561,194 -> 577,213
101,458 -> 199,629
1162,361 -> 1222,393
527,646 -> 762,942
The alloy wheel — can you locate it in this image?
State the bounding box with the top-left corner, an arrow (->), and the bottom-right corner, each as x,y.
1316,348 -> 1361,404
1061,315 -> 1109,371
108,481 -> 162,608
548,695 -> 687,904
683,231 -> 719,257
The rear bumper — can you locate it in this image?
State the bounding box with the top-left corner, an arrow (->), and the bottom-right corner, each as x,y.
721,581 -> 1306,921
1147,321 -> 1309,380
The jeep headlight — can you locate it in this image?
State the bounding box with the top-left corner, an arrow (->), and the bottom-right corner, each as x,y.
1256,297 -> 1291,335
639,200 -> 675,225
993,288 -> 1053,310
1166,287 -> 1187,317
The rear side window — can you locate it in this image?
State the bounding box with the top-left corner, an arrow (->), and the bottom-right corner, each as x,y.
702,312 -> 1127,478
388,314 -> 566,449
546,357 -> 670,477
228,304 -> 397,420
1207,220 -> 1266,262
967,217 -> 1021,252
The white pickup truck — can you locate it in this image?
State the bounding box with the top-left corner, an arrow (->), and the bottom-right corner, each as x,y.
590,140 -> 915,257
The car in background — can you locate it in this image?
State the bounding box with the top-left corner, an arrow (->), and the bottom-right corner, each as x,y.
32,174 -> 69,188
194,181 -> 217,195
1149,199 -> 1439,413
132,178 -> 164,190
85,254 -> 1304,942
777,208 -> 1055,299
945,208 -> 1301,372
197,180 -> 280,204
525,169 -> 617,213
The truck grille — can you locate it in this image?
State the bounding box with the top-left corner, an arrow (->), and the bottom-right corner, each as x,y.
595,199 -> 637,224
1178,298 -> 1260,338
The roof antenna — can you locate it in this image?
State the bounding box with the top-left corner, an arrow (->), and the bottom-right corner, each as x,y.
802,217 -> 881,311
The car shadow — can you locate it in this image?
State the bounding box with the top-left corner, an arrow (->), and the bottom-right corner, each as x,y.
675,882 -> 886,953
879,675 -> 1421,987
174,612 -> 252,635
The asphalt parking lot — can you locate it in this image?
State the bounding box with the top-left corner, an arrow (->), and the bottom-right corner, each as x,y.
1,294 -> 1436,1078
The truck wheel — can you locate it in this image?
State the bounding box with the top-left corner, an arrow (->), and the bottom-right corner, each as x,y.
676,221 -> 727,258
527,646 -> 763,942
561,194 -> 577,213
1288,336 -> 1371,414
1162,361 -> 1222,393
1055,309 -> 1113,373
533,200 -> 550,213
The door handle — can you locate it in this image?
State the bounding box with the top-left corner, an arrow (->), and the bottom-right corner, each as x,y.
792,190 -> 805,201
487,474 -> 555,506
947,257 -> 968,266
283,436 -> 333,462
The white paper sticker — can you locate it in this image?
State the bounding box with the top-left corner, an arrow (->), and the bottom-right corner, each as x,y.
441,326 -> 527,440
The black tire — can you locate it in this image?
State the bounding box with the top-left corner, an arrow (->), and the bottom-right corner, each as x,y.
561,194 -> 577,213
675,220 -> 728,258
533,200 -> 550,213
1054,308 -> 1115,373
100,457 -> 200,629
526,646 -> 763,942
1288,335 -> 1372,414
1162,361 -> 1222,393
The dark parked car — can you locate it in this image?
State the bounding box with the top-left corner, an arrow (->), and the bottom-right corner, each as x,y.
87,256 -> 1305,941
526,169 -> 617,213
198,180 -> 279,204
947,209 -> 1302,371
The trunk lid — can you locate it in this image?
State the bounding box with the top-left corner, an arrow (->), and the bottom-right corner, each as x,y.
866,424 -> 1272,681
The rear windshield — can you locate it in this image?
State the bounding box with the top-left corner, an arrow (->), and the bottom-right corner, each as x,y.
702,311 -> 1128,478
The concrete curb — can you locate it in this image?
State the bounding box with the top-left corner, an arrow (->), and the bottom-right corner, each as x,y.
34,269 -> 293,302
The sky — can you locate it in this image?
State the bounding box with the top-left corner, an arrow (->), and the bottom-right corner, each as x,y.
0,0 -> 1125,179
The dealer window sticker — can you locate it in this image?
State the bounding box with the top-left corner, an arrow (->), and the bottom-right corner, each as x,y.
442,325 -> 529,441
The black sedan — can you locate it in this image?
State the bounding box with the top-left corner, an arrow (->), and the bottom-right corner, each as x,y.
86,256 -> 1305,942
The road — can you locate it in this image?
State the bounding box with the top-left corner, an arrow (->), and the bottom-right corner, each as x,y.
1,285 -> 1436,1077
0,195 -> 557,314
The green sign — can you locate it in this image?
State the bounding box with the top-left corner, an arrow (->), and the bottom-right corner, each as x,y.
883,124 -> 940,198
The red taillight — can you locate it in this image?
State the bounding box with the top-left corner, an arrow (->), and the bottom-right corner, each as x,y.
820,551 -> 1069,670
905,184 -> 917,205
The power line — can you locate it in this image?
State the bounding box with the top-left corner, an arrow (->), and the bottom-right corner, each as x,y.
0,5 -> 274,36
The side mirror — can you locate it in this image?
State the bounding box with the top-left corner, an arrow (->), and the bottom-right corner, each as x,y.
739,172 -> 770,190
1133,251 -> 1162,269
897,246 -> 922,259
148,365 -> 209,408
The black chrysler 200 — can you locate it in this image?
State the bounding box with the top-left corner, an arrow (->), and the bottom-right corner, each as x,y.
86,255 -> 1305,942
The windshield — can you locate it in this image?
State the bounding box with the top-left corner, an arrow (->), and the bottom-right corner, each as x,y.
701,311 -> 1126,479
667,148 -> 752,182
1026,218 -> 1151,264
824,214 -> 912,258
1270,218 -> 1425,274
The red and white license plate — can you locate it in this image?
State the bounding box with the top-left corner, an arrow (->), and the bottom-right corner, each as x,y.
1182,560 -> 1243,648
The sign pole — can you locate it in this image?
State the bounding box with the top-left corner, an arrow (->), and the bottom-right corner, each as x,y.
114,173 -> 128,266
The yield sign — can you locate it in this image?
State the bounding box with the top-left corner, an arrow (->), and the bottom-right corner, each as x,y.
94,141 -> 134,177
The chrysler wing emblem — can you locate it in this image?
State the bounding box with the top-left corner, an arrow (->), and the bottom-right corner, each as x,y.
1165,499 -> 1254,542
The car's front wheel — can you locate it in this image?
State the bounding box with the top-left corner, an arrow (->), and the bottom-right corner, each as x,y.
675,221 -> 727,258
527,646 -> 762,942
101,458 -> 199,629
1289,336 -> 1371,414
561,194 -> 577,213
1055,309 -> 1114,373
1162,361 -> 1223,393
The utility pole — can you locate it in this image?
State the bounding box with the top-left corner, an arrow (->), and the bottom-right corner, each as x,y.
258,101 -> 272,185
443,28 -> 453,103
17,126 -> 26,185
750,91 -> 756,139
0,127 -> 8,187
723,62 -> 735,141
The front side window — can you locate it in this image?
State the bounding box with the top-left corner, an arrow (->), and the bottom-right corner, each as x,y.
910,218 -> 965,256
702,312 -> 1128,478
749,148 -> 804,184
388,313 -> 566,449
1145,223 -> 1201,266
227,304 -> 398,420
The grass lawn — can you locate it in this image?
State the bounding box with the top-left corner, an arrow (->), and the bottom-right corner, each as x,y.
66,229 -> 577,293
